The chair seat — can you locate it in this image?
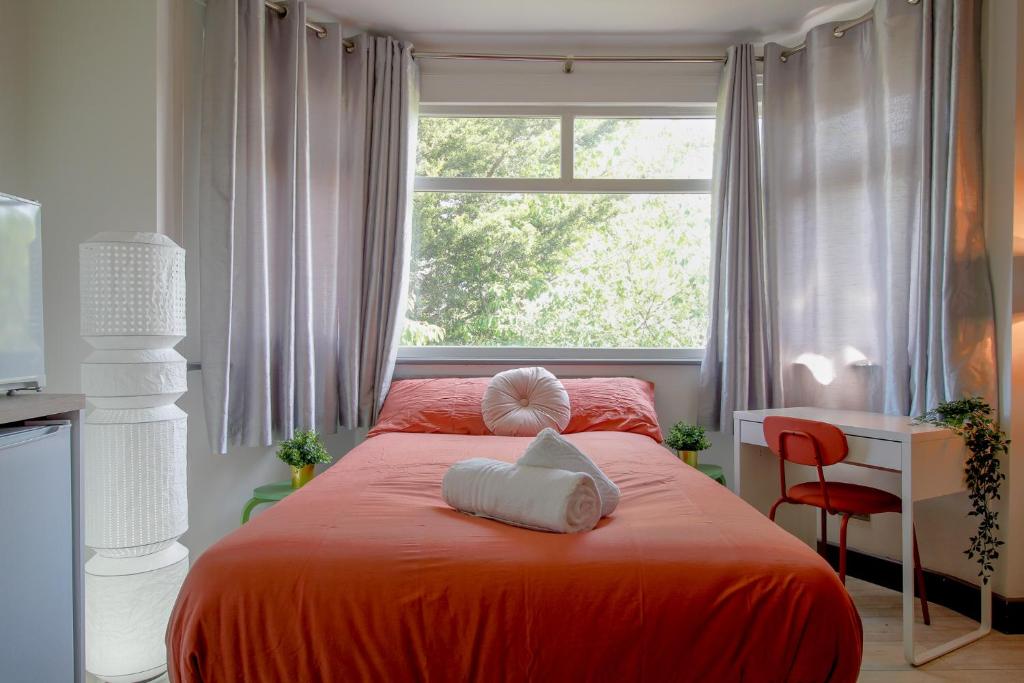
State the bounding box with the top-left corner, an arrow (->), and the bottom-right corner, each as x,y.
787,481 -> 902,515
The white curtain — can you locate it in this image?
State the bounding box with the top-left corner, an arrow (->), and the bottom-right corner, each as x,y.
698,44 -> 771,432
761,0 -> 995,416
199,0 -> 416,452
340,35 -> 418,428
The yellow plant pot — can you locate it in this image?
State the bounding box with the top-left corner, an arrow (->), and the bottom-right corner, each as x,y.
291,464 -> 315,489
678,450 -> 699,467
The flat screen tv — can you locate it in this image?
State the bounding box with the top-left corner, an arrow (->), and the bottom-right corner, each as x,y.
0,193 -> 45,392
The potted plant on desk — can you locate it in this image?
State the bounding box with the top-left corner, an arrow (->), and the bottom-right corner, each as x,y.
276,430 -> 333,489
665,422 -> 711,468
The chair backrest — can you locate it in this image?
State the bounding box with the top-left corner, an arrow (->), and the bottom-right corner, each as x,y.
763,416 -> 849,467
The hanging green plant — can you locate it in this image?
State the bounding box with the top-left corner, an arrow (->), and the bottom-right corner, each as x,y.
915,397 -> 1007,584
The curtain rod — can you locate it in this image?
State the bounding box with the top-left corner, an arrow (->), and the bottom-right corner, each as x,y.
264,0 -> 355,51
774,0 -> 919,62
267,0 -> 918,67
410,52 -> 751,73
779,9 -> 873,61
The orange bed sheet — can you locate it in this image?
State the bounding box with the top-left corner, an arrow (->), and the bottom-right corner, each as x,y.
167,431 -> 862,682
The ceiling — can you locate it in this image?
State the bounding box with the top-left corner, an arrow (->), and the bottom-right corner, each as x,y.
318,0 -> 874,49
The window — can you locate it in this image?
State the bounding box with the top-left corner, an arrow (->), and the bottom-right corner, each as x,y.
404,106 -> 714,359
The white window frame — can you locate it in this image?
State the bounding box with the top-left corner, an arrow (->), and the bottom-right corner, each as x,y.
401,103 -> 714,365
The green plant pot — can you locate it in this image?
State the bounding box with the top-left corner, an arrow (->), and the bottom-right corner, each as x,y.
290,464 -> 315,489
678,450 -> 699,467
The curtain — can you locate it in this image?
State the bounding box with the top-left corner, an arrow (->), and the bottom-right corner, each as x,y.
199,0 -> 416,452
761,0 -> 995,416
912,0 -> 993,412
340,35 -> 418,428
698,44 -> 771,432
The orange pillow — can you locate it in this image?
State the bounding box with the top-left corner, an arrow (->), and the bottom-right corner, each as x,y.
562,378 -> 663,442
369,378 -> 491,437
369,376 -> 662,442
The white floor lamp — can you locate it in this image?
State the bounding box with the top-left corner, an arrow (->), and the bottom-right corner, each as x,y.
80,232 -> 189,682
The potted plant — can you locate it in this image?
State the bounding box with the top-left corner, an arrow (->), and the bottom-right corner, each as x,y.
916,397 -> 1008,584
665,422 -> 711,467
276,430 -> 333,489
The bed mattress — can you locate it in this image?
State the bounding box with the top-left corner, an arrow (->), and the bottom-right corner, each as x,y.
167,431 -> 862,682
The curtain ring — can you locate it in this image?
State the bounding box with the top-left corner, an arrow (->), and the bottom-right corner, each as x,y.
563,56 -> 575,74
833,25 -> 846,38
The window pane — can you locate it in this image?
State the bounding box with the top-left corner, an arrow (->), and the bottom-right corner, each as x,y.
574,118 -> 714,179
416,117 -> 560,178
404,192 -> 710,348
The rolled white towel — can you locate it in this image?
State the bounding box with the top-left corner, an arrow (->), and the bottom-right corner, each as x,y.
518,428 -> 621,517
442,458 -> 601,533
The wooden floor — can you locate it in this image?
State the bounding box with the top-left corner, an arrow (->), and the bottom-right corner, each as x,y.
851,577 -> 1024,681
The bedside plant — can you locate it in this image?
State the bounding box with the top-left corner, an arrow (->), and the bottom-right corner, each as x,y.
916,397 -> 1007,584
665,422 -> 711,467
276,430 -> 333,489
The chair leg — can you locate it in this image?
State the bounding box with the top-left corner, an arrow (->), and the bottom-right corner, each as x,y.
838,514 -> 851,584
819,508 -> 828,558
913,527 -> 931,626
769,498 -> 785,522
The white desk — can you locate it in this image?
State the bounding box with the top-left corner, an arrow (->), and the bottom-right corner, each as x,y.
733,407 -> 990,666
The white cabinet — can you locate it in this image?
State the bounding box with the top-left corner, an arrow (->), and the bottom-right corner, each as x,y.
0,395 -> 84,683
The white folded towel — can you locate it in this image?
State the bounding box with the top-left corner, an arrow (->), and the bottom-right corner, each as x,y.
517,428 -> 621,517
442,458 -> 601,533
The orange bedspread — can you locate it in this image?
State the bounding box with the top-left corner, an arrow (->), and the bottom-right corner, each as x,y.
167,432 -> 862,682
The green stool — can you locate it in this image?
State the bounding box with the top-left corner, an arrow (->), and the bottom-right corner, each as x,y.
696,463 -> 727,487
241,481 -> 295,524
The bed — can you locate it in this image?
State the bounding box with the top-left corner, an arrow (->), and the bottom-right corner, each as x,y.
167,378 -> 862,682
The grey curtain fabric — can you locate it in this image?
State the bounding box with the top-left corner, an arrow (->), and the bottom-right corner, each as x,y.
912,0 -> 993,413
199,1 -> 416,451
761,0 -> 995,416
340,35 -> 417,428
698,44 -> 771,432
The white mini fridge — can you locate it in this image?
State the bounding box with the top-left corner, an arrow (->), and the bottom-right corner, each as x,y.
0,424 -> 75,683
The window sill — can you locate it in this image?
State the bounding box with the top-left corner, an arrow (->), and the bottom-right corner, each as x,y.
395,347 -> 703,366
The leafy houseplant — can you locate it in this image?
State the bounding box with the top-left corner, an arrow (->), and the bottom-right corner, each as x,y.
665,422 -> 712,467
916,397 -> 1008,584
277,430 -> 333,489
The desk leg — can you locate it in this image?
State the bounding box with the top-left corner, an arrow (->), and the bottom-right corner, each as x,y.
901,473 -> 992,666
901,481 -> 916,664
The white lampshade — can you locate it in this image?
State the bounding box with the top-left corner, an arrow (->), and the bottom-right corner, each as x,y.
85,543 -> 189,683
80,232 -> 185,349
84,405 -> 188,557
81,231 -> 189,681
82,348 -> 187,409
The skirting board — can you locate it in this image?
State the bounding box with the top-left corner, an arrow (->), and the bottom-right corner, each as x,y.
823,542 -> 1024,634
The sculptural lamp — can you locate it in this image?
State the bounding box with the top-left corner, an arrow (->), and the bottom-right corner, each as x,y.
80,232 -> 188,682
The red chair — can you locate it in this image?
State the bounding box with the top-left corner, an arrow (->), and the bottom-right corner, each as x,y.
763,416 -> 930,625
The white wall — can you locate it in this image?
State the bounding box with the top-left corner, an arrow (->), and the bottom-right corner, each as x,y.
1011,0 -> 1024,600
0,0 -> 267,567
23,0 -> 166,397
982,0 -> 1024,598
0,0 -> 28,198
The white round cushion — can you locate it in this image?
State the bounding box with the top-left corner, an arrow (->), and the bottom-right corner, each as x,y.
482,367 -> 571,437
